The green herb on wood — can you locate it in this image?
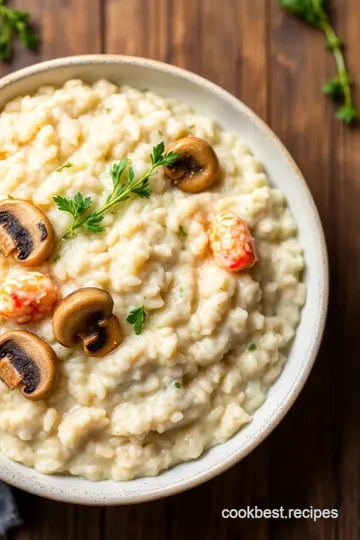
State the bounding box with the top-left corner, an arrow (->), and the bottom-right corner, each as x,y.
278,0 -> 357,124
0,0 -> 39,61
54,142 -> 178,239
126,305 -> 147,335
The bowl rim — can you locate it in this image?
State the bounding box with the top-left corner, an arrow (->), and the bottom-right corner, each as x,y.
0,54 -> 329,505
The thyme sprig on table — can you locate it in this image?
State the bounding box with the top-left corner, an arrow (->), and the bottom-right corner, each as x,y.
0,0 -> 39,61
54,142 -> 178,239
278,0 -> 357,124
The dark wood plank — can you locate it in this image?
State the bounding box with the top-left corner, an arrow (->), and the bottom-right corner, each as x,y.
198,0 -> 238,94
10,496 -> 102,540
267,2 -> 337,540
0,1 -> 103,539
0,0 -> 102,76
330,0 -> 360,539
236,0 -> 268,121
168,0 -> 201,73
104,1 -> 269,538
0,0 -> 40,78
41,0 -> 102,59
106,0 -> 145,56
105,0 -> 169,60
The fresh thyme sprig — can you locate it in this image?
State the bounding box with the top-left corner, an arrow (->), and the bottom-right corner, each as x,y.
0,0 -> 39,61
54,142 -> 178,239
126,306 -> 147,335
53,192 -> 93,238
278,0 -> 357,125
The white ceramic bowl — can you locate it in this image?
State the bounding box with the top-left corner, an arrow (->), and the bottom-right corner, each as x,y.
0,55 -> 328,505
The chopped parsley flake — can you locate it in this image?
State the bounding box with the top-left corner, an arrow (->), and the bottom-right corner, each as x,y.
178,225 -> 187,238
57,162 -> 73,173
126,306 -> 147,335
247,343 -> 257,351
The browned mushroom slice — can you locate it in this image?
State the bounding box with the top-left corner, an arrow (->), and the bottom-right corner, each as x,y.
0,199 -> 54,266
163,136 -> 219,193
0,330 -> 59,401
52,288 -> 123,358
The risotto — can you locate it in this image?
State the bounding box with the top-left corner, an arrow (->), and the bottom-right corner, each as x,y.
0,80 -> 305,481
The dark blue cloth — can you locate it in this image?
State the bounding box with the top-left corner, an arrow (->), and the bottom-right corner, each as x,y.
0,482 -> 21,535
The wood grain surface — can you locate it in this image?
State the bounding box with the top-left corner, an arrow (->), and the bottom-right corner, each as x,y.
1,0 -> 359,538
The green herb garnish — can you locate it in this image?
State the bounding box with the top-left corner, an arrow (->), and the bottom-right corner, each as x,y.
188,124 -> 195,129
53,254 -> 61,262
174,381 -> 181,389
0,0 -> 39,61
54,142 -> 178,239
178,225 -> 187,238
53,192 -> 92,238
247,343 -> 257,351
7,194 -> 13,199
158,129 -> 163,136
278,0 -> 357,124
126,306 -> 147,335
57,162 -> 73,173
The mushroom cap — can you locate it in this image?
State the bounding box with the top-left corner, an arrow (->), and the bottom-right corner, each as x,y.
0,199 -> 54,266
0,330 -> 58,401
52,288 -> 122,357
163,136 -> 219,193
83,314 -> 123,358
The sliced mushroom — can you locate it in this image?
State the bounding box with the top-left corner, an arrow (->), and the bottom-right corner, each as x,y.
0,330 -> 58,401
0,199 -> 54,266
52,288 -> 122,358
163,136 -> 219,193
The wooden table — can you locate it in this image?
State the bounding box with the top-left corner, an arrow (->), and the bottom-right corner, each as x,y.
1,0 -> 359,538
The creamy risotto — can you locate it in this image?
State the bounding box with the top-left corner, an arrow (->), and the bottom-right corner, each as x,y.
0,80 -> 305,481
